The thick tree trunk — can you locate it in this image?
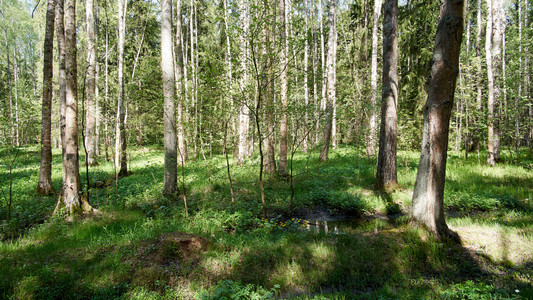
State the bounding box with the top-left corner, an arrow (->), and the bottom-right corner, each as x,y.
410,0 -> 464,239
85,0 -> 98,165
367,0 -> 382,156
162,0 -> 177,196
57,0 -> 93,215
115,0 -> 128,176
471,0 -> 482,152
375,0 -> 398,191
491,0 -> 504,162
318,0 -> 336,162
278,0 -> 289,174
37,0 -> 56,196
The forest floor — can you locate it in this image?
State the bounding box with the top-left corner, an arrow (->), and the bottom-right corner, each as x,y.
0,145 -> 532,299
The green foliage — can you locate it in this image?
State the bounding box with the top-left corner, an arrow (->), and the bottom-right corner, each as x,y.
201,280 -> 280,300
440,281 -> 522,300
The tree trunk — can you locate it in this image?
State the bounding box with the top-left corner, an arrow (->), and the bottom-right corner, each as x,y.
491,0 -> 504,162
318,0 -> 336,162
175,0 -> 186,165
471,0 -> 482,152
278,0 -> 289,174
162,0 -> 177,196
237,0 -> 250,164
264,9 -> 277,174
37,0 -> 56,196
57,0 -> 93,215
85,0 -> 97,165
375,0 -> 398,191
319,0 -> 326,113
56,0 -> 67,180
303,0 -> 309,152
410,0 -> 464,239
115,0 -> 128,176
367,0 -> 382,156
486,0 -> 496,166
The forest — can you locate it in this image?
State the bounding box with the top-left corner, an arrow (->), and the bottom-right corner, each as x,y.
0,0 -> 532,297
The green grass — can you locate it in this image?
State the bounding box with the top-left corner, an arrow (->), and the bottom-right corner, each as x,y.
0,145 -> 532,299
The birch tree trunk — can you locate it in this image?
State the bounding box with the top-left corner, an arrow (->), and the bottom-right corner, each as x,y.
491,0 -> 504,162
486,0 -> 496,166
162,0 -> 177,196
115,0 -> 128,176
375,0 -> 398,191
86,0 -> 98,165
56,0 -> 67,180
37,0 -> 56,196
367,0 -> 382,156
410,0 -> 464,239
237,0 -> 250,164
318,0 -> 336,162
279,0 -> 289,174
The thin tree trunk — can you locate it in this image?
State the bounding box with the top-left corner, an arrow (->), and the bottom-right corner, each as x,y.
37,0 -> 56,196
56,0 -> 67,181
319,0 -> 326,113
375,0 -> 398,191
13,51 -> 19,146
162,0 -> 177,196
279,0 -> 289,174
175,0 -> 186,166
264,11 -> 276,174
2,27 -> 14,146
318,0 -> 336,162
410,0 -> 464,239
303,0 -> 309,152
115,0 -> 127,176
237,0 -> 250,164
367,0 -> 382,156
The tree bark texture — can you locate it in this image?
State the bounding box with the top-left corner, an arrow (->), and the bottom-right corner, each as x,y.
367,0 -> 382,156
175,0 -> 186,166
59,0 -> 93,214
162,0 -> 177,196
278,0 -> 289,174
485,0 -> 496,166
115,0 -> 128,176
319,0 -> 336,162
85,0 -> 97,165
410,0 -> 464,239
375,0 -> 398,191
237,0 -> 250,164
491,0 -> 505,162
37,0 -> 56,196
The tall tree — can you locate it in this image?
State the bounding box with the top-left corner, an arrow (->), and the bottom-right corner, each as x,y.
318,0 -> 336,161
37,0 -> 56,196
115,0 -> 128,176
486,0 -> 497,166
237,0 -> 250,164
162,0 -> 177,196
491,0 -> 505,162
375,0 -> 398,191
410,0 -> 464,239
279,0 -> 289,174
56,0 -> 93,214
86,0 -> 98,165
175,0 -> 186,166
367,0 -> 382,156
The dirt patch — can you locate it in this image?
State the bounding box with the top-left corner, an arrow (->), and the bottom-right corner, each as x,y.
131,232 -> 210,288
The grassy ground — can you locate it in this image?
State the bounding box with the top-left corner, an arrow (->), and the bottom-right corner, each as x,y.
0,145 -> 532,299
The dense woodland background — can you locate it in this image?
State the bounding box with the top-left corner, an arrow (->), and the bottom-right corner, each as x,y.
0,0 -> 532,298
